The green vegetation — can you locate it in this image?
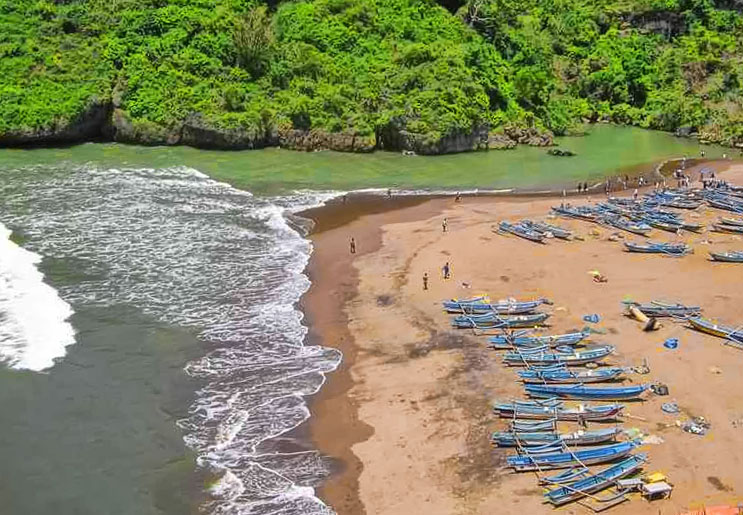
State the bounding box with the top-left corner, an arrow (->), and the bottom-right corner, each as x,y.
0,0 -> 741,151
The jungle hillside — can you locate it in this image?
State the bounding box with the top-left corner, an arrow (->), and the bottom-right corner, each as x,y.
1,0 -> 742,153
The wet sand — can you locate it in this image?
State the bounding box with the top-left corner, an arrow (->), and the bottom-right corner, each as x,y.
304,161 -> 743,514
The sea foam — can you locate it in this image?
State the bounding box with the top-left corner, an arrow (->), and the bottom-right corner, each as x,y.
0,222 -> 76,371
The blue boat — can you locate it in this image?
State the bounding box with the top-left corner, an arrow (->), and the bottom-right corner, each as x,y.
497,221 -> 545,243
544,454 -> 648,505
624,241 -> 692,255
552,204 -> 598,222
493,401 -> 625,421
713,223 -> 743,234
602,216 -> 652,236
452,312 -> 549,329
489,330 -> 589,349
710,251 -> 743,263
506,440 -> 640,471
622,300 -> 701,318
520,220 -> 573,240
518,367 -> 625,384
492,427 -> 622,447
442,296 -> 550,314
502,345 -> 613,366
525,383 -> 650,400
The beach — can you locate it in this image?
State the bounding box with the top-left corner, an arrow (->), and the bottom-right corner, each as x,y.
304,161 -> 743,514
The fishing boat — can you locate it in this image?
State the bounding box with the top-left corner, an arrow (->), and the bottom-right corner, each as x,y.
688,317 -> 743,346
492,427 -> 622,448
525,383 -> 650,401
489,330 -> 589,349
713,223 -> 743,234
664,199 -> 702,209
624,241 -> 692,255
544,454 -> 648,505
506,441 -> 640,471
518,367 -> 625,384
502,345 -> 613,366
520,220 -> 572,240
710,251 -> 743,263
442,296 -> 550,314
493,401 -> 625,421
720,217 -> 743,227
622,300 -> 701,317
551,205 -> 598,222
497,221 -> 545,243
646,218 -> 683,233
602,216 -> 652,236
707,198 -> 743,213
452,312 -> 549,329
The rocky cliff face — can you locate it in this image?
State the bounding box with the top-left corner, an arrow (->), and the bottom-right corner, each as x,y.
0,102 -> 111,146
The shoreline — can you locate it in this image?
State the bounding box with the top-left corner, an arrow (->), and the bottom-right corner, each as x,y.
299,157 -> 740,514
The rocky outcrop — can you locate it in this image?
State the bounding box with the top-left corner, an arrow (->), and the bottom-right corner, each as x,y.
106,108 -> 180,145
501,125 -> 554,146
486,132 -> 517,149
377,123 -> 489,155
180,114 -> 278,149
278,128 -> 375,152
0,101 -> 111,146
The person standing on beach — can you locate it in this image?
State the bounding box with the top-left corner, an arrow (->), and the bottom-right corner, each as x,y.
455,192 -> 461,202
633,188 -> 638,201
423,272 -> 428,290
442,218 -> 448,233
350,237 -> 356,254
442,262 -> 451,279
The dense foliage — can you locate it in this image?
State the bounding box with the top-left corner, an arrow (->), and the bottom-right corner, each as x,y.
0,0 -> 741,149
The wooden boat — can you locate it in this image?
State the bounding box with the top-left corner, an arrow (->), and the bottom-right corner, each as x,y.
713,223 -> 743,234
664,199 -> 702,209
520,220 -> 572,240
688,317 -> 743,346
525,383 -> 650,401
497,221 -> 545,243
710,251 -> 743,263
602,216 -> 652,236
493,401 -> 625,421
707,197 -> 743,213
551,205 -> 597,222
442,296 -> 549,314
622,300 -> 701,317
506,440 -> 639,471
646,218 -> 683,233
502,345 -> 613,366
720,217 -> 743,227
452,312 -> 549,329
518,367 -> 625,384
492,427 -> 622,447
544,454 -> 648,505
624,241 -> 692,255
489,330 -> 589,350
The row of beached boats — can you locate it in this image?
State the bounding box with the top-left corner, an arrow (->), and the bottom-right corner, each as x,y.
443,295 -> 656,507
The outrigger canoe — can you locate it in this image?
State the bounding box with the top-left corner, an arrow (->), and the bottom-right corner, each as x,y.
497,221 -> 545,243
452,312 -> 549,329
492,427 -> 622,447
493,401 -> 625,421
622,300 -> 701,317
544,454 -> 648,505
442,296 -> 551,314
688,316 -> 743,347
489,330 -> 589,349
525,383 -> 650,401
709,251 -> 743,263
502,345 -> 613,366
507,440 -> 640,471
518,367 -> 625,384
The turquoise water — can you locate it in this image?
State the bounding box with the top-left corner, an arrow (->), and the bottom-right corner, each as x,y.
0,125 -> 730,194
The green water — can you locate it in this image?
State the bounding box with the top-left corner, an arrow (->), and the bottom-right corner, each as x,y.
0,125 -> 731,194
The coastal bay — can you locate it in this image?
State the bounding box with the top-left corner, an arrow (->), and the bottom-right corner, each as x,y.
304,161 -> 743,514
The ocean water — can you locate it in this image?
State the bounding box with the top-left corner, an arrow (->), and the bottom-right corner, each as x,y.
0,165 -> 341,514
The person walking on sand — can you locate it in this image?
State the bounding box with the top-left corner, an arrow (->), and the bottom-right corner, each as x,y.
442,262 -> 451,279
350,237 -> 356,254
442,218 -> 448,233
633,188 -> 638,201
423,272 -> 428,290
455,192 -> 461,203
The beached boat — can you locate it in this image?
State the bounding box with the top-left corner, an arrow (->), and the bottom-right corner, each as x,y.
688,317 -> 743,346
502,345 -> 613,366
624,241 -> 692,255
442,296 -> 550,314
492,427 -> 622,447
713,223 -> 743,234
707,197 -> 743,213
720,217 -> 743,227
452,312 -> 549,329
622,300 -> 701,318
507,440 -> 639,471
544,454 -> 648,505
497,221 -> 545,243
520,220 -> 572,240
489,330 -> 589,349
493,401 -> 625,421
602,216 -> 652,236
551,205 -> 598,222
525,383 -> 649,401
664,199 -> 702,209
518,367 -> 625,384
710,251 -> 743,263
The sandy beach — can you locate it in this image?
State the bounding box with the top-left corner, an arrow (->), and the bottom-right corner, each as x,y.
304,161 -> 743,515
